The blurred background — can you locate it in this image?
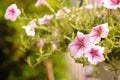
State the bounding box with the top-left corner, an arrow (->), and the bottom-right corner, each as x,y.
0,0 -> 70,80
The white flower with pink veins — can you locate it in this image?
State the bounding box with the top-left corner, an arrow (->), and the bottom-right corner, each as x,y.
68,32 -> 91,58
85,45 -> 105,65
103,0 -> 120,9
89,23 -> 109,44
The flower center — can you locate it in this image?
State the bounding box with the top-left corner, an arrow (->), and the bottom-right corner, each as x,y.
116,0 -> 120,4
78,38 -> 84,47
111,0 -> 120,4
29,27 -> 34,32
90,48 -> 98,56
96,26 -> 102,36
9,8 -> 15,15
79,42 -> 84,46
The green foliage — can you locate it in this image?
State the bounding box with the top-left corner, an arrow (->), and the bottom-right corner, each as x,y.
2,0 -> 120,80
0,0 -> 69,80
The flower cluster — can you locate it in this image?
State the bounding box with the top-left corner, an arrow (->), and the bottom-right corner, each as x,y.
4,0 -> 120,74
4,0 -> 72,67
68,23 -> 109,65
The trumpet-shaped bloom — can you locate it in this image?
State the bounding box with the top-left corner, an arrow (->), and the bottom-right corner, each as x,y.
23,26 -> 35,36
85,45 -> 105,65
89,23 -> 109,44
103,0 -> 120,9
22,21 -> 37,36
39,15 -> 53,25
4,4 -> 21,21
68,32 -> 91,58
90,0 -> 103,8
35,0 -> 46,6
56,7 -> 71,18
37,38 -> 46,48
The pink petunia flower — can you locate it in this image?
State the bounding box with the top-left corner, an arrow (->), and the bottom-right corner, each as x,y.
89,23 -> 109,44
4,4 -> 21,21
90,0 -> 103,8
85,45 -> 105,65
39,15 -> 53,25
35,0 -> 46,7
68,32 -> 91,58
56,7 -> 71,18
37,38 -> 46,48
103,0 -> 120,9
22,21 -> 37,36
79,4 -> 93,10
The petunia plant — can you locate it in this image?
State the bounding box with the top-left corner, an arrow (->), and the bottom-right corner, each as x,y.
4,0 -> 120,80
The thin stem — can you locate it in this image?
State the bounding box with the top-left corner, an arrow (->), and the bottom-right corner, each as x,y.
45,1 -> 56,15
114,70 -> 118,80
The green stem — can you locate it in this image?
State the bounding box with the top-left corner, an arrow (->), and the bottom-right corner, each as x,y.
45,1 -> 56,15
114,70 -> 118,80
